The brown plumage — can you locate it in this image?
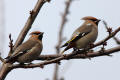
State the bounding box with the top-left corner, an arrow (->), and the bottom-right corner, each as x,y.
7,31 -> 44,63
61,16 -> 100,54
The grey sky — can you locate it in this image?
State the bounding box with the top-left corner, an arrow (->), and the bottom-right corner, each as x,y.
3,0 -> 120,80
0,0 -> 5,56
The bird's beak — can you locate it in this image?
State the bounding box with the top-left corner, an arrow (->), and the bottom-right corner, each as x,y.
97,19 -> 101,22
41,32 -> 44,35
95,19 -> 101,23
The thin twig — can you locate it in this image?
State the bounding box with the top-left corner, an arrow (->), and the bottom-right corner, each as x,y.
0,57 -> 4,63
94,26 -> 120,47
0,53 -> 4,63
56,0 -> 72,52
113,37 -> 120,44
102,20 -> 120,44
54,0 -> 73,80
102,20 -> 112,35
8,34 -> 14,57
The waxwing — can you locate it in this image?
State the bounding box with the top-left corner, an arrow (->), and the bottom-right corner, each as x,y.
7,31 -> 44,63
61,16 -> 100,54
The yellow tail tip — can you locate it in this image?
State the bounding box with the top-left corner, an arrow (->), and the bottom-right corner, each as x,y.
61,50 -> 65,54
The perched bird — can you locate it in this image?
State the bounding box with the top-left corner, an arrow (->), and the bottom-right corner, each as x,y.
61,16 -> 100,54
7,31 -> 44,63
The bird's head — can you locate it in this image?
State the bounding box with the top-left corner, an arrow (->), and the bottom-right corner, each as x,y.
81,16 -> 101,25
30,31 -> 44,40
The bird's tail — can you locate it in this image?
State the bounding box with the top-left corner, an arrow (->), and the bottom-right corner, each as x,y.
60,43 -> 68,48
60,46 -> 70,54
60,50 -> 66,54
5,56 -> 10,59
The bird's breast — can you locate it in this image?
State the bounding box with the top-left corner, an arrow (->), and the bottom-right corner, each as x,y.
75,28 -> 98,49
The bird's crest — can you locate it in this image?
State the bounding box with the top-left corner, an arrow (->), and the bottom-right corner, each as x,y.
81,16 -> 98,21
30,31 -> 43,35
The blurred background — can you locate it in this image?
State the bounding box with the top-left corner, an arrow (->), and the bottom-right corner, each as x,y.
0,0 -> 120,80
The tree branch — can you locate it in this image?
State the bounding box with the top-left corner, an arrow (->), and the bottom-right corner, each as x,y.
8,34 -> 14,57
12,46 -> 120,69
56,0 -> 72,52
94,26 -> 120,47
54,0 -> 73,80
0,54 -> 4,63
0,58 -> 4,63
102,20 -> 120,44
113,37 -> 120,44
38,46 -> 120,60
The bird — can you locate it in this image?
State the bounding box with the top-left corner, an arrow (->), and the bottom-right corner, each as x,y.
61,16 -> 100,54
6,31 -> 44,64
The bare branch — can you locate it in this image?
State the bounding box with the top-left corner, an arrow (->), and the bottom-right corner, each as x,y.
102,20 -> 112,35
0,57 -> 4,63
38,46 -> 120,60
0,53 -> 4,63
113,37 -> 120,44
102,20 -> 120,44
56,0 -> 72,52
0,63 -> 12,80
12,46 -> 120,69
8,34 -> 14,57
94,27 -> 120,47
54,0 -> 73,80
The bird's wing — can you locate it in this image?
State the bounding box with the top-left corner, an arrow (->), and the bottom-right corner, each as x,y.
71,32 -> 90,42
7,39 -> 38,60
70,23 -> 93,43
61,23 -> 93,48
70,32 -> 90,42
61,31 -> 91,48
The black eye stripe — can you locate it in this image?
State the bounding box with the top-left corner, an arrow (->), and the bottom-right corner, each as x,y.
38,34 -> 43,40
91,19 -> 97,21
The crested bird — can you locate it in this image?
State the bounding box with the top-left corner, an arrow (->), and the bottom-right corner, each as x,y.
61,16 -> 100,54
6,31 -> 44,63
